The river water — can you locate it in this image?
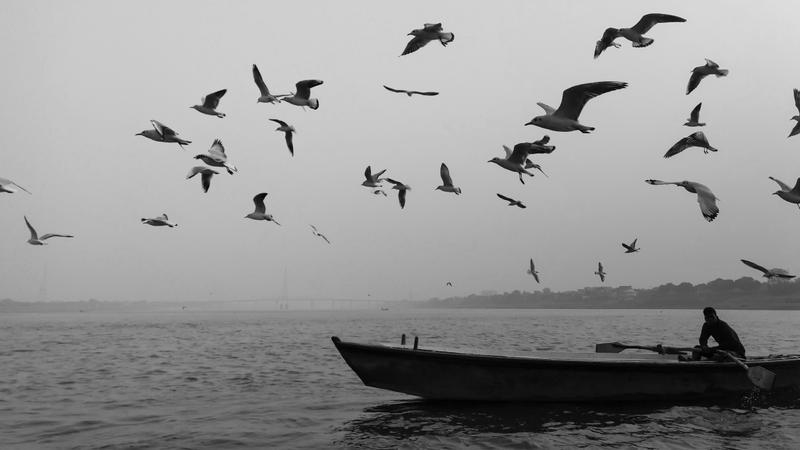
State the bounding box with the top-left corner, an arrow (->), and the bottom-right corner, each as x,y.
3,308 -> 800,449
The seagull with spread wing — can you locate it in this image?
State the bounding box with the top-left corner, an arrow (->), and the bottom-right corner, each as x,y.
489,143 -> 542,184
687,59 -> 728,95
684,103 -> 706,127
386,178 -> 411,209
191,89 -> 227,117
0,177 -> 32,194
496,193 -> 526,209
383,85 -> 439,97
741,259 -> 795,280
245,193 -> 280,226
194,139 -> 237,174
310,225 -> 331,244
594,13 -> 686,58
269,119 -> 295,156
645,179 -> 720,222
664,131 -> 718,158
525,81 -> 628,133
622,238 -> 640,253
253,64 -> 289,104
401,23 -> 454,56
141,213 -> 177,228
595,262 -> 606,283
362,166 -> 387,188
773,178 -> 800,207
136,120 -> 191,149
435,163 -> 461,194
24,216 -> 73,245
527,259 -> 540,283
282,79 -> 323,110
789,89 -> 800,138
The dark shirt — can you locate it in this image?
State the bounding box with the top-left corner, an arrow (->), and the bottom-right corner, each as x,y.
700,319 -> 745,356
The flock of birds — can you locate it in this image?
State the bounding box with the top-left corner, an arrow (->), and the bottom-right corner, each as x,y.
3,15 -> 800,292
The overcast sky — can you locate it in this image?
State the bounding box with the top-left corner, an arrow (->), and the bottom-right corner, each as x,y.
2,1 -> 800,303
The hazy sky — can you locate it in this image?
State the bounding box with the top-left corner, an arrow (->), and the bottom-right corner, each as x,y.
2,1 -> 800,303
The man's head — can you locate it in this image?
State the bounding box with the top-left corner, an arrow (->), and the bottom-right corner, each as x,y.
703,306 -> 718,324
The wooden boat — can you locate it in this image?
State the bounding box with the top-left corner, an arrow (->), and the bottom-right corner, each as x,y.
332,336 -> 800,402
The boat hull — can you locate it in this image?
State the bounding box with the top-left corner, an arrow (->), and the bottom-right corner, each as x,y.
332,337 -> 800,402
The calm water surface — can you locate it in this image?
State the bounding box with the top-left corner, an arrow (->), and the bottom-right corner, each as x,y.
2,308 -> 800,449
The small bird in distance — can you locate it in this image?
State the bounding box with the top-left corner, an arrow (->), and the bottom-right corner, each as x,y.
622,238 -> 640,253
24,216 -> 73,245
310,225 -> 331,244
269,119 -> 296,156
740,259 -> 795,280
191,89 -> 227,117
383,85 -> 439,97
401,23 -> 454,56
497,193 -> 526,208
527,259 -> 540,283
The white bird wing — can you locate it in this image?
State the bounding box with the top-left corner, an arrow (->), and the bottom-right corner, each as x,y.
252,64 -> 270,96
691,182 -> 719,221
704,58 -> 719,69
24,216 -> 38,240
536,102 -> 556,115
208,139 -> 227,161
502,145 -> 513,159
151,120 -> 177,138
440,163 -> 453,186
554,81 -> 627,120
186,166 -> 205,179
253,193 -> 268,214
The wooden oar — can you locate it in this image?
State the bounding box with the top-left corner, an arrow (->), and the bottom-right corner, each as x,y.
716,350 -> 776,391
595,342 -> 694,355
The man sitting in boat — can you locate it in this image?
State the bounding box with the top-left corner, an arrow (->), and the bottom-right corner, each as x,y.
691,307 -> 746,361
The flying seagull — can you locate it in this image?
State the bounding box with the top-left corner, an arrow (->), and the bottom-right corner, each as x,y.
525,81 -> 628,133
622,238 -> 640,253
527,259 -> 540,283
594,13 -> 686,58
595,262 -> 606,283
310,224 -> 331,244
502,144 -> 549,176
253,64 -> 289,104
386,178 -> 411,209
645,179 -> 719,222
684,103 -> 706,127
789,89 -> 800,138
24,216 -> 73,245
489,143 -> 542,184
0,177 -> 32,194
446,281 -> 453,287
770,176 -> 793,193
245,193 -> 280,225
401,22 -> 454,56
282,79 -> 323,110
191,89 -> 227,117
383,85 -> 439,97
687,59 -> 728,95
186,166 -> 219,193
436,163 -> 461,194
497,193 -> 526,208
664,131 -> 718,158
141,213 -> 177,228
194,139 -> 237,174
741,259 -> 796,280
269,119 -> 295,156
362,166 -> 387,188
136,120 -> 191,149
773,178 -> 800,207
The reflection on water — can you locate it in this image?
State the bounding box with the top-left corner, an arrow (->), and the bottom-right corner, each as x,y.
337,398 -> 800,450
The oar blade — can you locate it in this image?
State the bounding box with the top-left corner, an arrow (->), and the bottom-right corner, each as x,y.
595,342 -> 626,353
747,366 -> 776,391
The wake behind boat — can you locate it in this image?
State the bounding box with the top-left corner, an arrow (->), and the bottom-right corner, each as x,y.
332,336 -> 800,402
